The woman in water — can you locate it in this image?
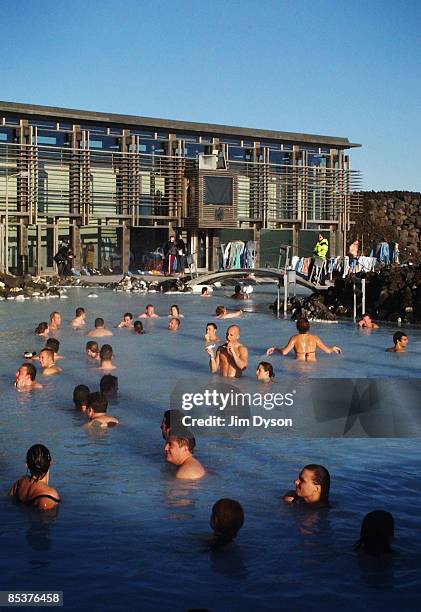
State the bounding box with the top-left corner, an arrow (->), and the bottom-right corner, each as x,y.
266,317 -> 341,362
8,444 -> 60,511
256,361 -> 275,383
354,510 -> 394,556
168,304 -> 184,318
35,322 -> 49,337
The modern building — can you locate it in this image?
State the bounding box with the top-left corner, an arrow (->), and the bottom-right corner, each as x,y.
0,100 -> 361,275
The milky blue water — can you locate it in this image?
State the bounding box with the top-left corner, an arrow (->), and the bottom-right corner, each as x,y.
0,286 -> 420,611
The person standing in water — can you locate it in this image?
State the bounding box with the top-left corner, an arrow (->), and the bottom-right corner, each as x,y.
266,317 -> 341,362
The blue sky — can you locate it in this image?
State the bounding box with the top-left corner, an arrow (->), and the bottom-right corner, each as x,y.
1,0 -> 420,191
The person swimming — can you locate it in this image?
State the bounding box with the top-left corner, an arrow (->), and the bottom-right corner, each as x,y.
164,427 -> 205,479
160,409 -> 184,440
168,317 -> 181,332
8,444 -> 60,510
34,322 -> 49,336
168,304 -> 184,318
204,322 -> 219,343
266,317 -> 341,361
358,313 -> 379,329
39,347 -> 63,376
283,464 -> 330,507
86,340 -> 100,360
386,331 -> 408,353
139,304 -> 160,318
133,321 -> 144,335
117,312 -> 134,328
14,363 -> 43,389
85,392 -> 119,428
100,374 -> 118,398
49,311 -> 61,331
71,307 -> 86,328
209,498 -> 245,548
86,317 -> 113,337
73,384 -> 90,411
99,344 -> 116,370
353,510 -> 394,556
256,361 -> 274,383
231,284 -> 249,300
215,305 -> 242,319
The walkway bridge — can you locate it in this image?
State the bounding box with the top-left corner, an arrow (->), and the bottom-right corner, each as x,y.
186,268 -> 329,291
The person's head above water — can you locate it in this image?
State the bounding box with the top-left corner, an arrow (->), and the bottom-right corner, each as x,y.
145,304 -> 155,316
226,325 -> 240,342
216,305 -> 226,316
16,363 -> 37,385
86,340 -> 99,357
49,311 -> 61,327
99,344 -> 113,362
160,409 -> 184,440
170,305 -> 180,316
73,384 -> 90,410
296,317 -> 310,334
100,374 -> 118,396
256,361 -> 274,382
295,464 -> 330,505
94,317 -> 105,329
201,286 -> 209,296
75,307 -> 85,318
393,331 -> 408,348
39,348 -> 55,368
35,322 -> 49,336
88,392 -> 108,415
168,317 -> 180,332
26,444 -> 52,481
354,510 -> 394,556
45,338 -> 60,354
133,321 -> 144,334
234,284 -> 242,295
164,427 -> 196,465
210,498 -> 244,542
122,312 -> 133,324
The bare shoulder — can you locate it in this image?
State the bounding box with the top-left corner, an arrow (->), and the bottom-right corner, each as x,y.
176,458 -> 206,480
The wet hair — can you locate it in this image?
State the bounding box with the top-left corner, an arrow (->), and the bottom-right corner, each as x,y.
26,444 -> 52,481
94,317 -> 104,328
362,313 -> 372,319
75,307 -> 85,317
100,344 -> 113,361
86,340 -> 99,355
169,317 -> 180,329
303,464 -> 330,504
45,338 -> 60,354
170,305 -> 180,315
49,311 -> 60,323
88,392 -> 108,414
39,348 -> 54,362
73,384 -> 90,409
211,498 -> 244,541
123,312 -> 133,320
206,322 -> 217,331
100,374 -> 118,395
22,363 -> 37,381
234,284 -> 242,293
133,321 -> 144,334
216,305 -> 225,316
162,409 -> 184,432
258,361 -> 275,380
296,317 -> 310,334
170,427 -> 196,453
35,322 -> 49,335
146,304 -> 154,310
354,510 -> 394,556
201,286 -> 209,295
393,331 -> 407,345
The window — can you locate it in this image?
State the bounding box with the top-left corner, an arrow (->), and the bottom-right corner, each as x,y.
204,176 -> 233,206
38,135 -> 57,145
220,138 -> 241,145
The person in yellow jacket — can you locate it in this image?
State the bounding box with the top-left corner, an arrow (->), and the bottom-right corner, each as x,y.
314,234 -> 329,259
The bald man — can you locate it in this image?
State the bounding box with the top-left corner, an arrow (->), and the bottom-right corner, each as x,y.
206,324 -> 248,378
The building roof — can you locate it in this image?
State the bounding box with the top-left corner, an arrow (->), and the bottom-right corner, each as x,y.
0,100 -> 361,148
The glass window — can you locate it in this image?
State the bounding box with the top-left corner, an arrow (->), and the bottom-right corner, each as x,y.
89,136 -> 119,150
38,135 -> 57,145
228,146 -> 246,161
28,119 -> 56,128
0,128 -> 15,141
281,143 -> 293,151
131,129 -> 154,138
204,176 -> 233,205
185,143 -> 205,157
270,151 -> 292,165
220,138 -> 241,145
176,134 -> 197,142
